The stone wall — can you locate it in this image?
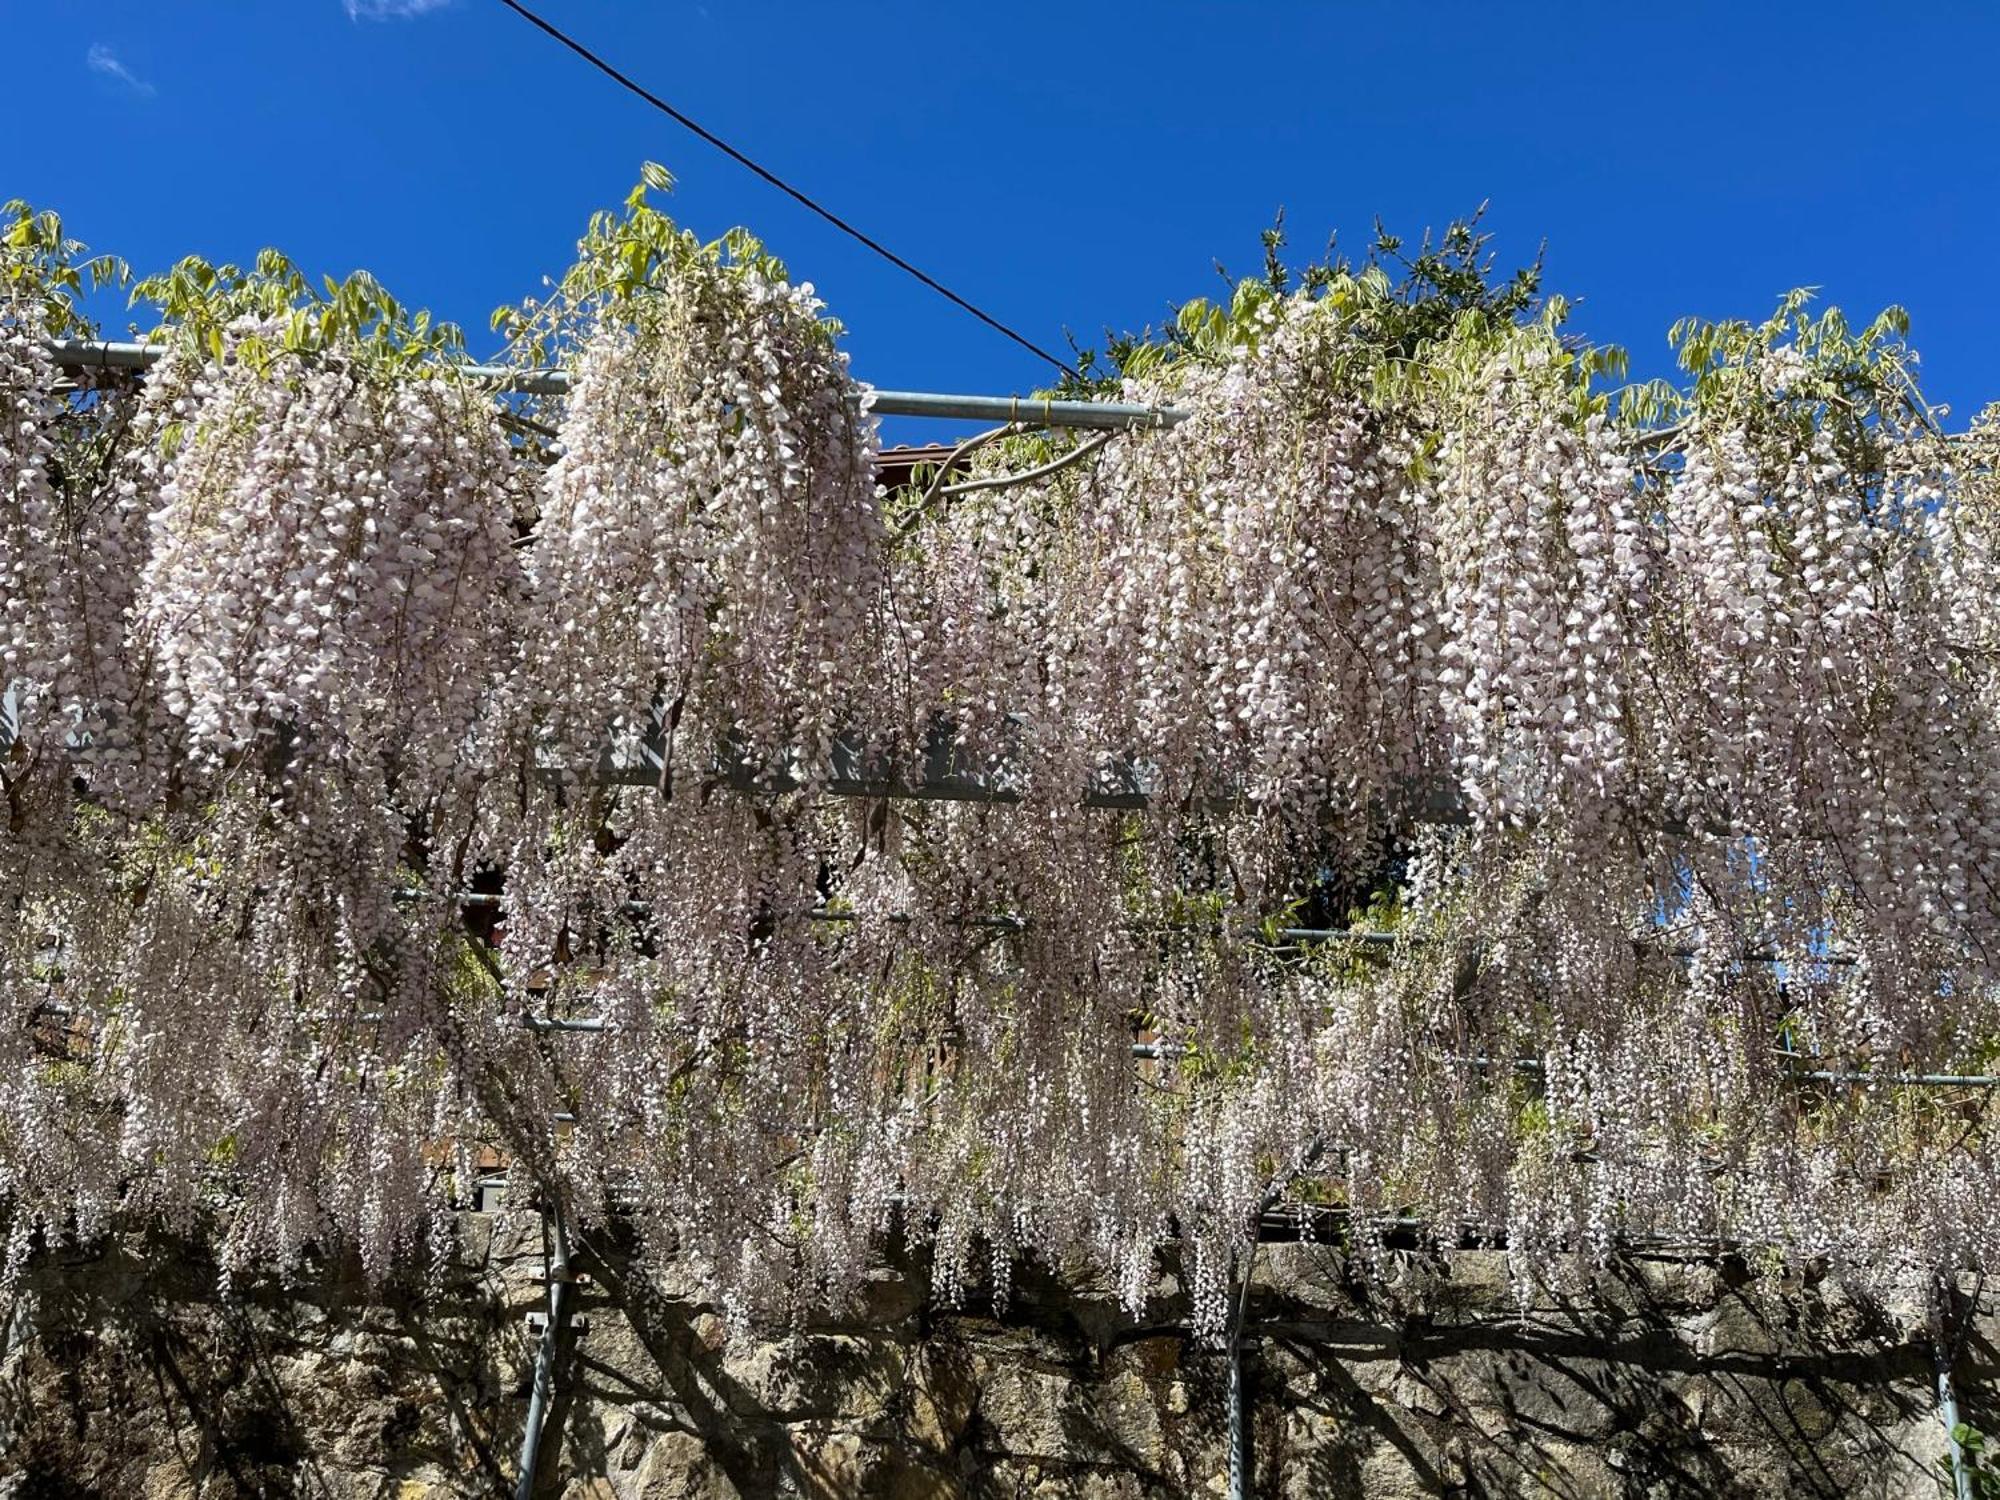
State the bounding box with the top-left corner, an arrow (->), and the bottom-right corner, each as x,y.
0,1203 -> 1988,1498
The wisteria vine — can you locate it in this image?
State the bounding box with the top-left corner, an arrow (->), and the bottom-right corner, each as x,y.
5,190 -> 2000,1332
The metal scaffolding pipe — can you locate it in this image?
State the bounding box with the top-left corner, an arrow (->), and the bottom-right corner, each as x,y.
1794,1070 -> 2000,1088
1940,1351 -> 1973,1500
513,1199 -> 572,1500
1228,1137 -> 1326,1500
1442,1054 -> 2000,1088
443,1029 -> 2000,1092
1932,1275 -> 1975,1500
41,339 -> 1188,432
449,892 -> 1854,970
866,389 -> 1184,430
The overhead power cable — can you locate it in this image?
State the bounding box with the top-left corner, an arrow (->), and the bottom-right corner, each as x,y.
489,0 -> 1079,379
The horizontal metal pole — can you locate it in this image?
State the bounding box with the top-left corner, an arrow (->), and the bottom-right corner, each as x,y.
1443,1054 -> 2000,1088
442,1028 -> 2000,1090
47,337 -> 580,396
42,340 -> 1187,432
1792,1070 -> 2000,1088
866,390 -> 1185,430
523,1016 -> 609,1034
45,338 -> 163,375
449,891 -> 1846,968
440,1015 -> 2000,1090
272,1013 -> 2000,1092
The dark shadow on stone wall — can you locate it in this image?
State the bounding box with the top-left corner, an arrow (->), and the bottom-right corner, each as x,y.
0,1212 -> 1980,1498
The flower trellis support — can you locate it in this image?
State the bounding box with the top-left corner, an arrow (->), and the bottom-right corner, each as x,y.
5,188 -> 2000,1428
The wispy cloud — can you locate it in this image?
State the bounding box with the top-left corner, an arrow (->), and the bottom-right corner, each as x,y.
344,0 -> 452,18
86,44 -> 154,98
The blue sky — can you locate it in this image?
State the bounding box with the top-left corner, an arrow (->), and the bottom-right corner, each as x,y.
9,2 -> 2000,436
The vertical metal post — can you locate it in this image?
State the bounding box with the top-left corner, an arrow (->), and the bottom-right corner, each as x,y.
1939,1352 -> 1973,1500
1225,1289 -> 1251,1500
1226,1137 -> 1324,1500
1934,1272 -> 1975,1500
513,1200 -> 571,1500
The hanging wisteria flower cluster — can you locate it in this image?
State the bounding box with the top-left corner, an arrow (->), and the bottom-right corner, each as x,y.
6,188 -> 2000,1331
